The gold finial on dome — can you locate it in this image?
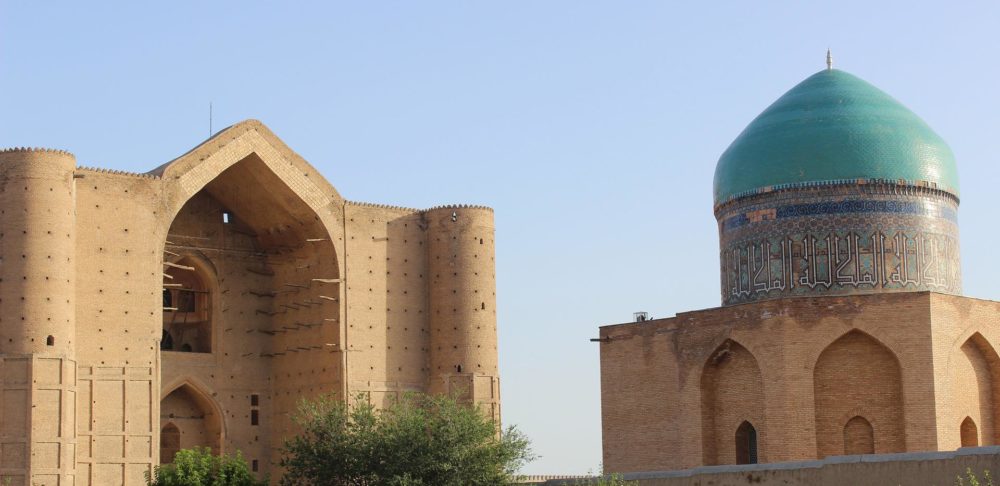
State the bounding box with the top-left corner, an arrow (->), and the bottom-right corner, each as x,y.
826,48 -> 833,70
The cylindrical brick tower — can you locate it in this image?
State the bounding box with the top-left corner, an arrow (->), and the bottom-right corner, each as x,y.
713,68 -> 961,306
425,205 -> 500,420
0,148 -> 78,485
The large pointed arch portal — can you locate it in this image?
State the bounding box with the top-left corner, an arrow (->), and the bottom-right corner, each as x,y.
157,122 -> 345,471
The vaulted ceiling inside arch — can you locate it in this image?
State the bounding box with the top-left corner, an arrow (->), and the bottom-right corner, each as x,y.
199,153 -> 328,249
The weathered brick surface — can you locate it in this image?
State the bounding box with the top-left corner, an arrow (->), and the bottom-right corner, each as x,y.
0,120 -> 500,485
599,291 -> 1000,474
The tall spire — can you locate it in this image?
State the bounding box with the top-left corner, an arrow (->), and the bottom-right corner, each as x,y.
826,48 -> 833,70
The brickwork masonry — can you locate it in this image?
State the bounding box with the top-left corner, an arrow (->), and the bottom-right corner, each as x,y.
0,120 -> 501,486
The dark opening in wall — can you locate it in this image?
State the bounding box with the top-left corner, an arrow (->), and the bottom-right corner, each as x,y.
251,409 -> 259,426
46,335 -> 54,346
252,460 -> 258,472
251,394 -> 259,407
735,421 -> 758,465
177,290 -> 196,312
161,330 -> 174,350
160,423 -> 181,464
163,257 -> 213,353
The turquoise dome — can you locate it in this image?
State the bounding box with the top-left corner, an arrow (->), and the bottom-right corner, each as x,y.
714,69 -> 959,205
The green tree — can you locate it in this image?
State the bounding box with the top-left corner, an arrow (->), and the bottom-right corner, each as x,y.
145,447 -> 267,486
279,392 -> 534,486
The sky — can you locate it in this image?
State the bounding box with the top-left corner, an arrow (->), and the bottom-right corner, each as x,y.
3,0 -> 1000,475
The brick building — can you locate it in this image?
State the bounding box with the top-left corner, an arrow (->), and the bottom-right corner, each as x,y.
0,120 -> 499,485
599,60 -> 1000,472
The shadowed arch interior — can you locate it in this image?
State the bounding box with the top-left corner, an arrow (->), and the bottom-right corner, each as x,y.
160,423 -> 181,464
160,152 -> 342,471
162,256 -> 214,353
961,417 -> 979,447
735,421 -> 758,465
701,339 -> 765,465
814,330 -> 904,458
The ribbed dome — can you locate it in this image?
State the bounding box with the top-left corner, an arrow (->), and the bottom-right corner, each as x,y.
713,69 -> 959,205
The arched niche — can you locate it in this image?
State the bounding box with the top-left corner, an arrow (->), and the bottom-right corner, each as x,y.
843,416 -> 874,455
814,330 -> 904,457
160,423 -> 181,464
961,417 -> 979,447
701,339 -> 766,465
162,255 -> 215,353
951,333 -> 1000,446
160,383 -> 223,456
735,421 -> 758,465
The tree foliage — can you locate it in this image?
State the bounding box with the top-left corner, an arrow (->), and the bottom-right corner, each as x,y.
279,392 -> 534,486
145,447 -> 267,486
956,468 -> 995,486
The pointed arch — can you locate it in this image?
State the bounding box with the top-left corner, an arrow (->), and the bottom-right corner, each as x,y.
153,120 -> 344,243
843,416 -> 875,455
160,422 -> 181,464
952,333 -> 1000,446
735,421 -> 758,465
160,379 -> 225,456
156,126 -> 346,454
961,417 -> 979,447
162,254 -> 217,353
701,339 -> 765,465
814,330 -> 904,458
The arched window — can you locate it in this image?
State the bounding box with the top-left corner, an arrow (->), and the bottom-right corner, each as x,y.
961,417 -> 979,447
160,423 -> 181,464
735,421 -> 758,465
163,258 -> 213,353
843,416 -> 875,455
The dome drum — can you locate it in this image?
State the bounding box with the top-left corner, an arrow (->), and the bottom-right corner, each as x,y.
717,183 -> 960,305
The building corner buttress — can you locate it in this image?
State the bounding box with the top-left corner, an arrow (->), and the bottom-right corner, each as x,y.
0,148 -> 78,486
424,206 -> 500,423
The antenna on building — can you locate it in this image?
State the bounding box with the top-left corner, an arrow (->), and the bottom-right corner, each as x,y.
826,48 -> 833,70
209,102 -> 213,137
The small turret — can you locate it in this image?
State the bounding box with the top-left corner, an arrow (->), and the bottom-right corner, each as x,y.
0,147 -> 78,484
424,205 -> 500,420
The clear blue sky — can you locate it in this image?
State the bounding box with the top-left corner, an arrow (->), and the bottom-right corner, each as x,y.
3,1 -> 1000,475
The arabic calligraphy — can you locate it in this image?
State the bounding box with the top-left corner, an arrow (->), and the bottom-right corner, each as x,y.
722,230 -> 960,304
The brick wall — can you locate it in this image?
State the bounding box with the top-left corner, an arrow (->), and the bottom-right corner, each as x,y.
598,291 -> 999,473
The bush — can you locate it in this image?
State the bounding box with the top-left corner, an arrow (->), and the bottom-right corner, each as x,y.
279,392 -> 534,486
956,468 -> 995,486
571,470 -> 637,485
587,474 -> 638,486
145,447 -> 267,486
